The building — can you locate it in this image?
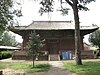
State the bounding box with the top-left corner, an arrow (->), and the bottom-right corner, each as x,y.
0,46 -> 21,51
10,21 -> 98,60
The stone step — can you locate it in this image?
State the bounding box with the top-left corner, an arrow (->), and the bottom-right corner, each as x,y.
49,54 -> 60,61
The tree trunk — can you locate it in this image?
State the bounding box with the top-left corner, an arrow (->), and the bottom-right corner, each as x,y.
32,50 -> 35,67
72,0 -> 82,65
33,56 -> 35,67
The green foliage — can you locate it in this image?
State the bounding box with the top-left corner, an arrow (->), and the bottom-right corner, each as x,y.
0,0 -> 22,34
27,31 -> 44,67
39,0 -> 95,15
89,30 -> 100,48
27,31 -> 44,56
0,51 -> 13,59
0,0 -> 13,33
63,60 -> 100,75
0,31 -> 18,46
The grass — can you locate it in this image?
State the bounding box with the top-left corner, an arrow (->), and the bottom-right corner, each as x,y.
0,62 -> 10,69
63,59 -> 100,75
0,61 -> 50,72
27,64 -> 51,72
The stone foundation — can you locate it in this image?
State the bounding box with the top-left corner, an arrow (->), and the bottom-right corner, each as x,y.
12,50 -> 48,60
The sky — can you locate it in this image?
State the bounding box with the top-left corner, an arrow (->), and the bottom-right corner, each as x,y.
14,0 -> 100,43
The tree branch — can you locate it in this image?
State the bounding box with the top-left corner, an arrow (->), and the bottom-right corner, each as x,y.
65,0 -> 73,7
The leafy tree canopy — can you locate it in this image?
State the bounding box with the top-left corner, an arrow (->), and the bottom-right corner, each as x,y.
39,0 -> 95,15
0,0 -> 22,35
0,31 -> 18,46
89,30 -> 100,48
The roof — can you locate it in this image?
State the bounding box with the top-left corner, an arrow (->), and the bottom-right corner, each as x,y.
12,21 -> 99,30
0,46 -> 21,50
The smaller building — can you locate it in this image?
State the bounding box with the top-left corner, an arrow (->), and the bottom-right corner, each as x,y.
0,46 -> 21,51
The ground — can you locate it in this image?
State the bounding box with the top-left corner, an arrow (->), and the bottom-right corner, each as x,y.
0,58 -> 77,75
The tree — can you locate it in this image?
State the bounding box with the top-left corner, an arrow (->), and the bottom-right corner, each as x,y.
89,30 -> 100,48
89,30 -> 100,58
27,31 -> 44,67
38,0 -> 95,65
0,31 -> 18,46
0,0 -> 22,35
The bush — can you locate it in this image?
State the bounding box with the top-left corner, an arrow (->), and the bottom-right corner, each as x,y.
0,51 -> 13,59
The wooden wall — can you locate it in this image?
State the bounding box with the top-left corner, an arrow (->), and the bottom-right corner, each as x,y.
21,30 -> 84,53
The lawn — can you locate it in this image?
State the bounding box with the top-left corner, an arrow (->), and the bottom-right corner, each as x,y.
63,59 -> 100,75
0,61 -> 50,72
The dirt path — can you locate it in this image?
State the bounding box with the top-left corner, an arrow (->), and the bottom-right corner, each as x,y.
25,61 -> 77,75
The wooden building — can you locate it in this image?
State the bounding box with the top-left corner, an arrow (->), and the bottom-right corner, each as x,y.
10,21 -> 98,60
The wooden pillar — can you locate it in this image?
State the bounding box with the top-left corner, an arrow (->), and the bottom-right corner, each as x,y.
22,36 -> 25,50
22,35 -> 29,50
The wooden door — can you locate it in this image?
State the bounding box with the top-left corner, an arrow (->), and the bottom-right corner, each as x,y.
48,42 -> 59,54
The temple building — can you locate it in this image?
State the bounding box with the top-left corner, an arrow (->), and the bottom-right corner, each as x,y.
10,21 -> 98,60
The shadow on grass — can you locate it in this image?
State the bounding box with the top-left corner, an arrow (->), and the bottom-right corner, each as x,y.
28,64 -> 51,72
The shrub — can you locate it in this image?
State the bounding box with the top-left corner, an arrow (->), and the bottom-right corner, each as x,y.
0,51 -> 13,59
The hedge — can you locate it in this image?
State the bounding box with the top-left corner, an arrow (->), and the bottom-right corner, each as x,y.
0,51 -> 13,60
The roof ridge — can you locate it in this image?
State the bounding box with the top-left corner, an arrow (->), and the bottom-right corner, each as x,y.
31,20 -> 72,23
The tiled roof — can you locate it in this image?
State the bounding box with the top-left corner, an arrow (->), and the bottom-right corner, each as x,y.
13,21 -> 99,30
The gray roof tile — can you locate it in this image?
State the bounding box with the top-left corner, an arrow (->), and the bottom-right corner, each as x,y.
14,21 -> 99,30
